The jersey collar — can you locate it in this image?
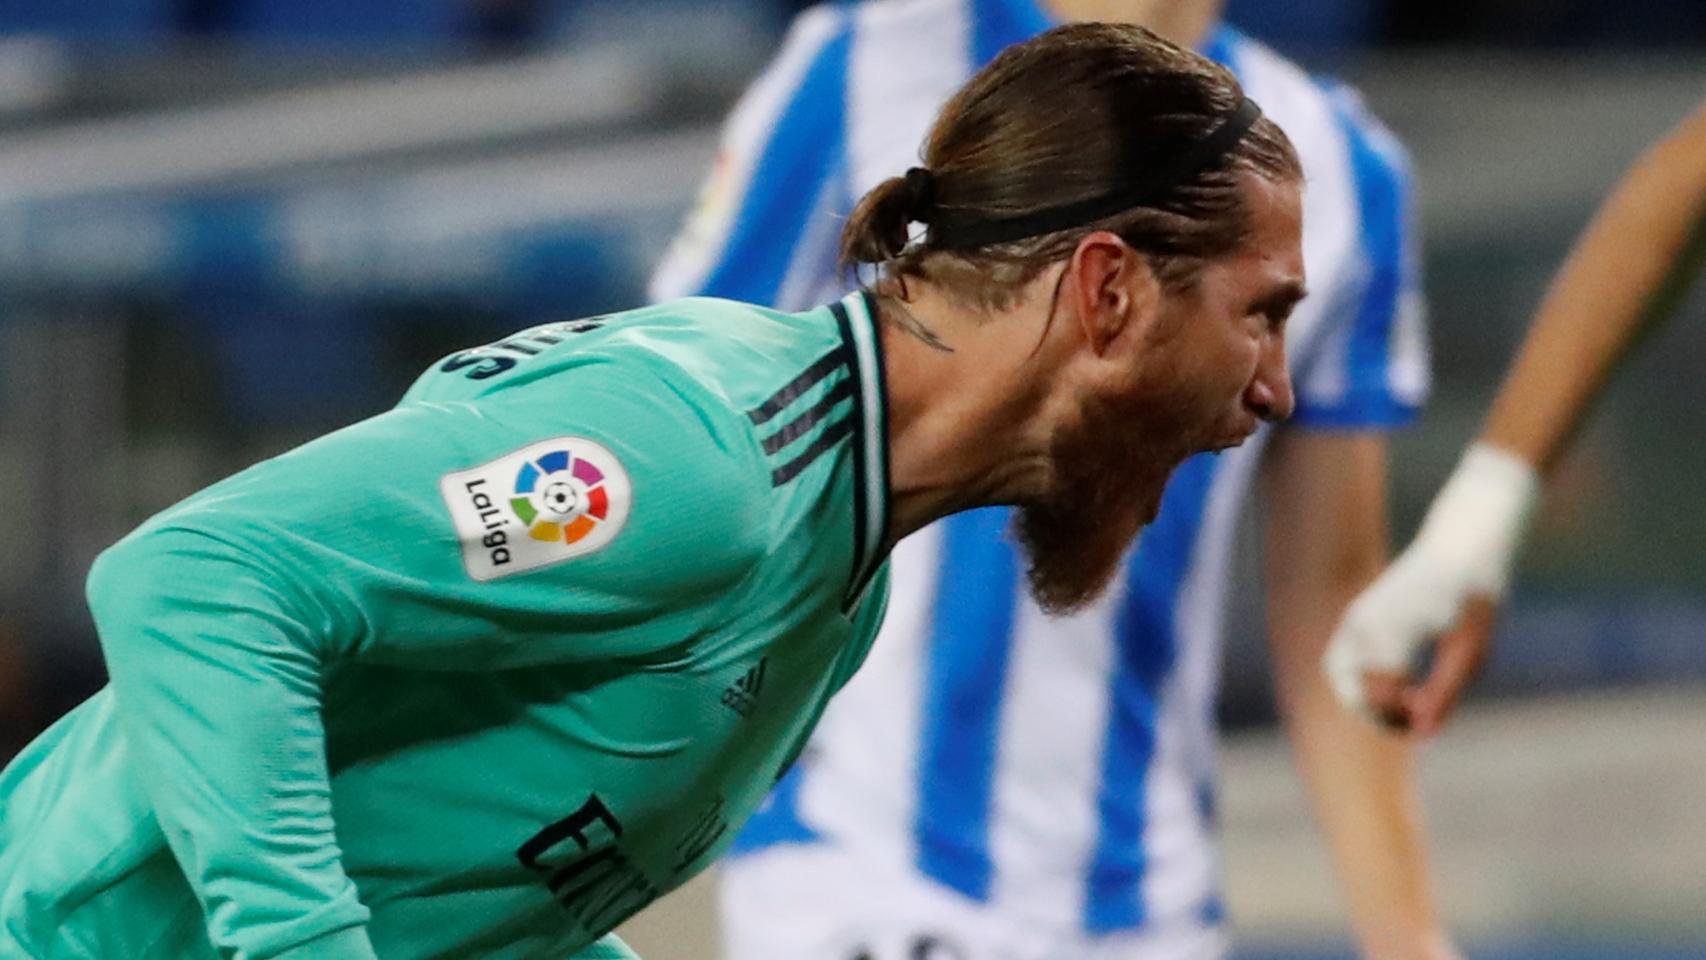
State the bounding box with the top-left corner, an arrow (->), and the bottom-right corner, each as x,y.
830,290 -> 892,610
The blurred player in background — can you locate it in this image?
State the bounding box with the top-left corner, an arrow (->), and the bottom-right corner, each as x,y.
1328,100 -> 1706,735
652,1 -> 1453,958
0,24 -> 1302,960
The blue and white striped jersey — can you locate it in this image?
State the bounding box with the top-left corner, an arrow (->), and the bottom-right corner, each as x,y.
651,0 -> 1429,939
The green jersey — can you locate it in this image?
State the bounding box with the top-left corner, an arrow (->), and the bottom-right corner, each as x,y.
0,292 -> 893,960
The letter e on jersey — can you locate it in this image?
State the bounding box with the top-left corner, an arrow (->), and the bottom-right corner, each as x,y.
440,437 -> 632,581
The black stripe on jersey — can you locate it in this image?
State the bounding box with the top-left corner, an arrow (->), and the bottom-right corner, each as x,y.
840,290 -> 894,613
831,302 -> 867,597
748,346 -> 851,426
769,416 -> 853,487
760,377 -> 855,455
831,298 -> 871,601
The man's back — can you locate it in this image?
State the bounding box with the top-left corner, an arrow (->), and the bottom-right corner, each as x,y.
0,294 -> 894,959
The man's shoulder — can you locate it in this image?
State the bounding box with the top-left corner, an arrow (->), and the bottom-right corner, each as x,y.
1220,26 -> 1411,165
629,297 -> 848,411
403,297 -> 837,489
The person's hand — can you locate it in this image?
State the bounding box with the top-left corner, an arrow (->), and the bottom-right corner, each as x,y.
1325,443 -> 1539,735
1326,561 -> 1499,737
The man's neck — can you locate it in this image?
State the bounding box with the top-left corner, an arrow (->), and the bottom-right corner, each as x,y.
874,288 -> 1060,543
1042,0 -> 1222,48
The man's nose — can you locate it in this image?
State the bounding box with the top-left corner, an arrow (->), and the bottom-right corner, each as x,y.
1245,341 -> 1294,422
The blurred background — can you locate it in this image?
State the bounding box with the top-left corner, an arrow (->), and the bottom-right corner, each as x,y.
0,1 -> 1701,958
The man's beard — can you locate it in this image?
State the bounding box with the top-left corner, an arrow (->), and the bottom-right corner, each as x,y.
1014,378 -> 1203,615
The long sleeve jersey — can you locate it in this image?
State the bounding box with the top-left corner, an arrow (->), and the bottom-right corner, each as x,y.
0,291 -> 893,960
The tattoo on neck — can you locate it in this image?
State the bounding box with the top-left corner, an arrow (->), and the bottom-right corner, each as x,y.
876,296 -> 955,353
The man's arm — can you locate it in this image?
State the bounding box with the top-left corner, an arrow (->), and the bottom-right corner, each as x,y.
87,366 -> 767,959
1483,101 -> 1706,472
1258,89 -> 1451,956
91,529 -> 379,960
1326,101 -> 1706,733
1262,430 -> 1458,960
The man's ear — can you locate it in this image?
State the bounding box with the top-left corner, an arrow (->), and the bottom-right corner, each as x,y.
1066,231 -> 1160,355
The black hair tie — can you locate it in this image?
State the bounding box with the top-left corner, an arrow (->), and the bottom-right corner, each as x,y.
929,97 -> 1263,250
903,166 -> 936,223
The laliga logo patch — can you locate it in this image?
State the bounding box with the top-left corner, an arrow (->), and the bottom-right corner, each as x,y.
440,437 -> 631,581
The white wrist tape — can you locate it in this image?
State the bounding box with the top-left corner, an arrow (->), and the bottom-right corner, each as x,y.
1324,442 -> 1540,715
1412,442 -> 1541,600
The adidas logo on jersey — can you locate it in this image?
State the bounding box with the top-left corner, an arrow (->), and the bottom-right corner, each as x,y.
721,658 -> 767,718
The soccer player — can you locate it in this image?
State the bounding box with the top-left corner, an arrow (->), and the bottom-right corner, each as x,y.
651,2 -> 1453,959
0,24 -> 1303,960
1327,100 -> 1706,736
